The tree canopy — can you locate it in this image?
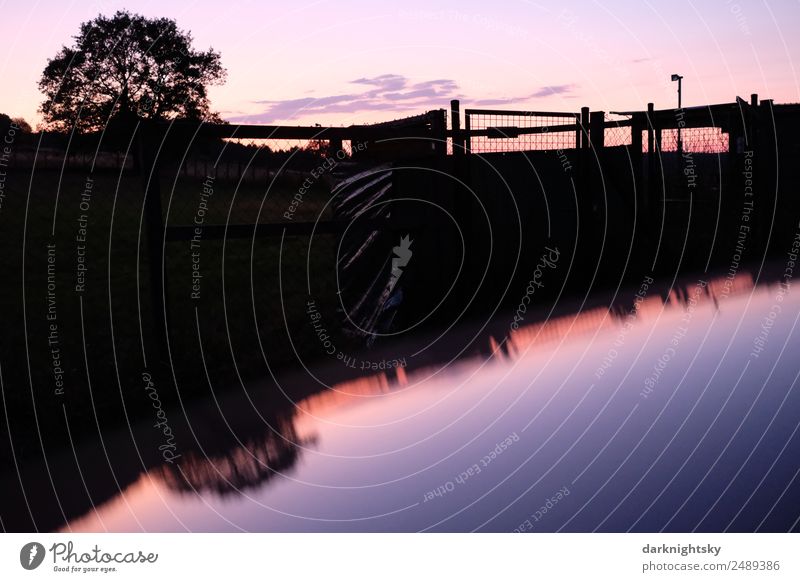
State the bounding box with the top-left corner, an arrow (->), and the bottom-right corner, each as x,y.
39,11 -> 226,132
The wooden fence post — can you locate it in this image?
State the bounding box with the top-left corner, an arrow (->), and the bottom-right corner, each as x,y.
464,110 -> 472,154
137,121 -> 170,367
329,137 -> 343,156
630,113 -> 645,222
430,109 -> 447,157
590,111 -> 605,150
580,107 -> 590,149
451,99 -> 464,155
646,103 -> 656,214
756,99 -> 775,255
631,115 -> 643,154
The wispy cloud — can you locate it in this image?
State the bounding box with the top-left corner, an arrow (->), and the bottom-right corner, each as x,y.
228,76 -> 577,123
529,84 -> 575,98
472,84 -> 577,106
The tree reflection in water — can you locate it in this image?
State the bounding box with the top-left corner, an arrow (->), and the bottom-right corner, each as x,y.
152,271 -> 755,499
155,416 -> 313,496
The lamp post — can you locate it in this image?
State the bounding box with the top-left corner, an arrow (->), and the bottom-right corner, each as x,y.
671,74 -> 683,153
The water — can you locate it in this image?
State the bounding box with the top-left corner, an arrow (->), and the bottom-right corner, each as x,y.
9,271 -> 800,532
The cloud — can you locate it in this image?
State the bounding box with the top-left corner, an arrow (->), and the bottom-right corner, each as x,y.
230,74 -> 457,123
350,74 -> 408,92
472,97 -> 520,106
473,84 -> 577,106
529,84 -> 576,98
228,76 -> 577,123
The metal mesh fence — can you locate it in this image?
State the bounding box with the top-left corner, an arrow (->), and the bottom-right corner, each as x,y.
465,110 -> 580,153
603,125 -> 633,147
12,139 -> 345,181
594,116 -> 730,153
151,135 -> 349,228
643,127 -> 729,153
10,148 -> 135,171
226,137 -> 354,156
658,127 -> 728,153
603,114 -> 633,147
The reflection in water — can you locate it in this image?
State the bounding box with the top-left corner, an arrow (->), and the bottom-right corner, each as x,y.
4,269 -> 799,532
298,373 -> 396,415
156,417 -> 307,497
505,272 -> 754,362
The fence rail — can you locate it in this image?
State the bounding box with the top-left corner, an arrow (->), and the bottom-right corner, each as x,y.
444,98 -> 765,156
462,107 -> 581,153
7,98 -> 758,178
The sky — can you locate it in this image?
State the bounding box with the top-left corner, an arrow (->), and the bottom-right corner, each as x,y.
0,0 -> 798,128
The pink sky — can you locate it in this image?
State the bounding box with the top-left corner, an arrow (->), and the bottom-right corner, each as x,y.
1,0 -> 798,127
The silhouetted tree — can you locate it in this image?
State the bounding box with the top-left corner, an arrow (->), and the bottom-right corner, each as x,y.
0,114 -> 30,136
11,118 -> 32,133
38,11 -> 226,132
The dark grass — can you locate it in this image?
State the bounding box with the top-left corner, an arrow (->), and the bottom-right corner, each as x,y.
0,166 -> 348,467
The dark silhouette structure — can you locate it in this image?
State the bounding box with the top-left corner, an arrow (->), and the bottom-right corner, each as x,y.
2,93 -> 800,532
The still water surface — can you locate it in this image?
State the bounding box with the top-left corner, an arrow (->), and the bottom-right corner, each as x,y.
60,273 -> 800,532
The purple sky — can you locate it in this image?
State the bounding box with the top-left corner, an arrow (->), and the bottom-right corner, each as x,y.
1,0 -> 798,127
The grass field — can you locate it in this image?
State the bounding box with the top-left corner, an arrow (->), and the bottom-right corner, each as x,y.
0,164 -> 348,466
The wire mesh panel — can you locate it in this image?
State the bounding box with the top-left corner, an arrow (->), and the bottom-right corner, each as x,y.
157,135 -> 344,229
604,114 -> 633,147
464,109 -> 580,153
660,127 -> 728,153
643,127 -> 729,153
226,137 -> 327,153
